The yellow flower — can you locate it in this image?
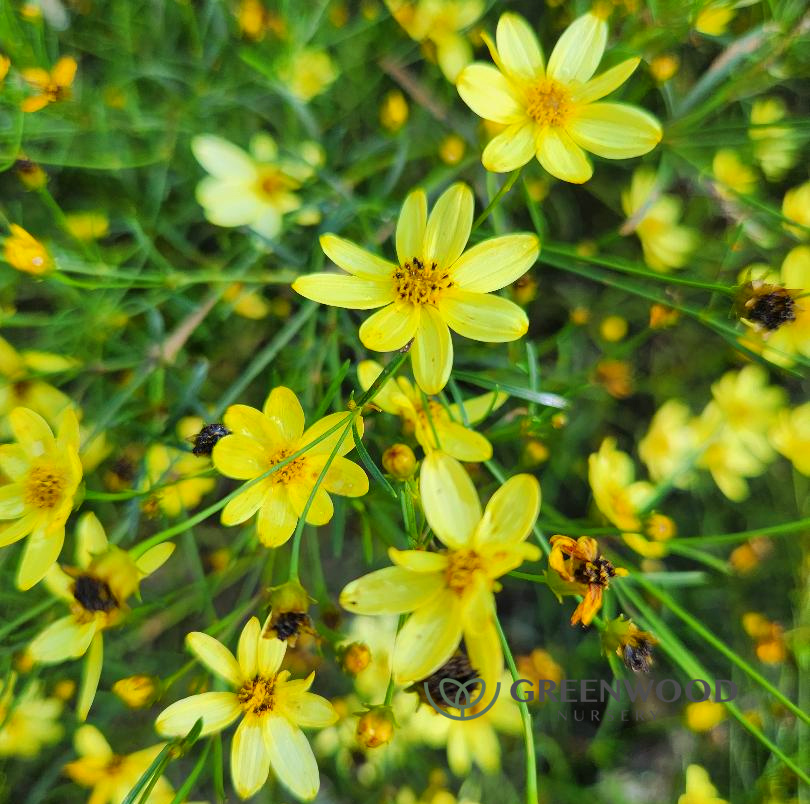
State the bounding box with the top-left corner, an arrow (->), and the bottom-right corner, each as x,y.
64,211 -> 109,241
358,359 -> 506,461
212,387 -> 368,546
112,674 -> 160,708
144,444 -> 216,517
621,168 -> 698,272
223,282 -> 271,319
191,133 -> 321,238
0,54 -> 9,82
0,407 -> 82,589
3,224 -> 53,275
749,97 -> 798,181
65,725 -> 177,804
678,764 -> 728,804
156,616 -> 337,800
380,89 -> 409,132
386,0 -> 484,82
712,149 -> 757,198
639,399 -> 698,487
456,12 -> 661,182
0,673 -> 63,757
279,48 -> 337,101
293,183 -> 539,393
27,512 -> 174,719
782,180 -> 810,239
770,402 -> 810,475
694,2 -> 735,35
21,55 -> 77,113
340,451 -> 541,689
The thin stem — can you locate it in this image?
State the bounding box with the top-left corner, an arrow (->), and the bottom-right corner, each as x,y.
472,168 -> 522,231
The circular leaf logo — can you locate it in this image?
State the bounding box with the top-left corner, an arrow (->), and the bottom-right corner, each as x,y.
423,677 -> 501,720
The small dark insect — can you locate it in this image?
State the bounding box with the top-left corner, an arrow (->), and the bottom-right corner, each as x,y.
263,611 -> 314,647
73,575 -> 118,613
191,423 -> 231,456
737,281 -> 798,333
623,638 -> 656,672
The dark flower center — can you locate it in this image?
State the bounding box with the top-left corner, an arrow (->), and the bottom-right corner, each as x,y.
73,575 -> 118,613
574,556 -> 617,587
748,291 -> 796,331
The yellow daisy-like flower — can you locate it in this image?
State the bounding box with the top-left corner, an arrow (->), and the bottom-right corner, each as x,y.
27,512 -> 175,720
156,616 -> 337,800
144,444 -> 216,518
749,97 -> 798,182
782,179 -> 810,239
212,387 -> 368,547
21,55 -> 77,113
358,360 -> 506,461
293,183 -> 539,394
65,725 -> 177,804
770,402 -> 810,476
638,399 -> 698,487
340,451 -> 541,690
279,48 -> 338,102
3,224 -> 54,275
0,673 -> 63,758
678,764 -> 728,804
712,149 -> 757,198
0,406 -> 82,590
456,12 -> 661,182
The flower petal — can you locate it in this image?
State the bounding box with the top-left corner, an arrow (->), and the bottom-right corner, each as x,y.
29,616 -> 97,663
263,715 -> 321,801
318,456 -> 369,498
291,484 -> 333,526
156,692 -> 241,737
423,183 -> 474,270
537,128 -> 593,184
221,480 -> 269,526
411,306 -> 453,395
262,387 -> 305,442
299,412 -> 357,457
388,547 -> 450,573
482,121 -> 538,172
359,303 -> 420,351
0,513 -> 37,547
340,566 -> 443,614
420,451 -> 481,549
17,527 -> 64,591
186,632 -> 242,687
282,691 -> 337,728
238,617 -> 261,678
192,135 -> 255,180
231,716 -> 270,799
255,485 -> 298,547
222,405 -> 282,447
781,245 -> 810,289
357,360 -> 410,415
213,435 -> 268,480
439,289 -> 528,342
319,234 -> 397,279
496,12 -> 545,83
571,57 -> 640,104
547,13 -> 607,84
457,63 -> 525,124
568,102 -> 662,159
0,445 -> 29,481
475,474 -> 541,548
463,587 -> 503,692
77,632 -> 103,721
75,512 -> 108,567
258,635 -> 287,677
74,724 -> 112,760
396,190 -> 428,264
291,274 -> 394,309
135,542 -> 175,577
435,420 -> 493,462
0,485 -> 24,519
10,407 -> 56,456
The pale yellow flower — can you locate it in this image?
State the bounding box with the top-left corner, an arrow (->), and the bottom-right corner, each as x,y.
770,402 -> 810,476
678,764 -> 728,804
712,149 -> 757,197
749,97 -> 798,181
0,673 -> 62,757
457,12 -> 661,182
638,399 -> 698,487
782,180 -> 810,239
280,48 -> 337,101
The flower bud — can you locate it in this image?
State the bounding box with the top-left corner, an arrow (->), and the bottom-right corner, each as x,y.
356,706 -> 395,749
340,642 -> 372,676
112,675 -> 159,708
381,444 -> 417,480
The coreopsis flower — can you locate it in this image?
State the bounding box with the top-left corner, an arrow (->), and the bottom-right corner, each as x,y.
737,246 -> 810,366
0,673 -> 63,757
685,701 -> 726,733
741,612 -> 788,664
64,211 -> 109,241
65,725 -> 177,804
144,444 -> 216,517
639,400 -> 698,487
21,56 -> 77,112
358,360 -> 506,461
3,224 -> 53,275
340,451 -> 541,689
621,168 -> 698,272
547,535 -> 627,626
749,97 -> 798,181
386,0 -> 484,82
602,615 -> 658,672
27,512 -> 175,719
279,48 -> 337,101
712,150 -> 757,198
456,12 -> 661,181
770,402 -> 810,475
0,406 -> 81,589
212,387 -> 368,546
293,183 -> 539,394
156,616 -> 337,800
191,133 -> 321,239
677,764 -> 728,804
782,179 -> 810,238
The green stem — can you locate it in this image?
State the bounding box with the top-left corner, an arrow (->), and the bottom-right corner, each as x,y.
472,168 -> 522,231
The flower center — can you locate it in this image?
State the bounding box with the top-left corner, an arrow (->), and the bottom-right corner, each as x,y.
237,675 -> 276,715
445,549 -> 484,594
393,257 -> 453,306
573,556 -> 617,588
267,447 -> 305,485
255,169 -> 290,200
72,575 -> 119,614
526,79 -> 572,127
749,290 -> 796,331
24,465 -> 67,510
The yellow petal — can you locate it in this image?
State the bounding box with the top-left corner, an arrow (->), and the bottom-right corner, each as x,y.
222,405 -> 281,447
21,94 -> 51,113
547,13 -> 607,84
359,302 -> 420,351
191,135 -> 255,180
258,636 -> 286,676
77,632 -> 103,721
388,547 -> 450,573
457,63 -> 525,124
156,692 -> 241,737
263,715 -> 320,801
294,485 -> 334,526
221,480 -> 268,526
262,387 -> 305,442
232,717 -> 270,799
419,451 -> 481,549
475,474 -> 540,547
437,33 -> 472,82
75,512 -> 108,568
781,245 -> 810,289
21,68 -> 50,88
449,391 -> 509,424
439,289 -> 528,342
571,57 -> 640,104
537,128 -> 593,184
29,616 -> 97,663
423,183 -> 473,269
10,407 -> 56,456
392,589 -> 463,684
17,526 -> 64,591
57,407 -> 80,453
357,360 -> 411,415
299,412 -> 357,457
319,456 -> 369,497
186,632 -> 242,687
434,420 -> 492,462
238,617 -> 260,678
319,234 -> 397,279
482,121 -> 538,172
291,274 -> 394,309
396,190 -> 427,264
340,566 -> 443,614
0,485 -> 25,519
463,587 -> 503,692
213,434 -> 268,480
496,12 -> 544,82
74,724 -> 112,760
135,542 -> 175,577
256,485 -> 298,547
568,102 -> 662,158
0,512 -> 37,547
0,445 -> 29,482
282,691 -> 337,728
411,306 -> 453,395
52,56 -> 77,88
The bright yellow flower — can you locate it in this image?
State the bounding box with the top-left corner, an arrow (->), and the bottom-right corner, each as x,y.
340,451 -> 541,689
0,407 -> 81,589
678,764 -> 728,804
27,513 -> 174,719
380,89 -> 409,132
0,55 -> 9,83
0,673 -> 63,757
21,55 -> 77,113
621,168 -> 698,272
749,97 -> 798,181
223,282 -> 271,319
694,2 -> 735,35
212,387 -> 368,546
191,133 -> 321,238
293,183 -> 539,394
64,211 -> 109,241
156,616 -> 337,800
144,444 -> 216,518
65,725 -> 177,804
386,0 -> 484,82
456,12 -> 661,182
639,399 -> 698,487
770,402 -> 810,476
358,360 -> 506,461
712,149 -> 757,197
3,224 -> 53,275
782,180 -> 810,239
280,48 -> 338,101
